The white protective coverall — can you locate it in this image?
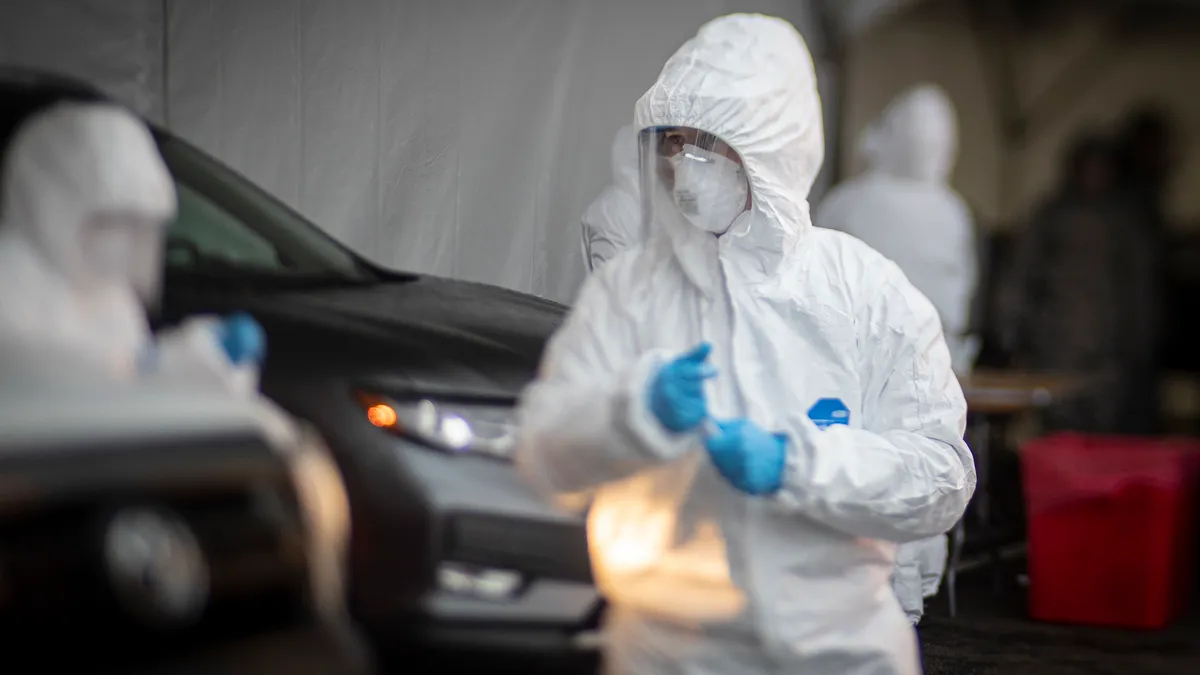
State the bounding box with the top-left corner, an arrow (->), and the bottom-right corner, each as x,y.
581,124 -> 642,272
815,85 -> 978,625
516,14 -> 975,675
0,103 -> 174,375
0,102 -> 262,397
817,84 -> 979,376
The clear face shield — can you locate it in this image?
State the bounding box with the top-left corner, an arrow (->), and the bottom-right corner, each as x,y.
637,126 -> 751,237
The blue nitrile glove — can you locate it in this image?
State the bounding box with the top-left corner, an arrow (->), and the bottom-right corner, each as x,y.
214,312 -> 266,366
704,418 -> 788,496
647,342 -> 717,433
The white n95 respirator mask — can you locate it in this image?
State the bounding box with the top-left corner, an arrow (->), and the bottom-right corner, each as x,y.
670,144 -> 749,235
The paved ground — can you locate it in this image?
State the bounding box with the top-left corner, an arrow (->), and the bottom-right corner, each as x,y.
471,568 -> 1200,675
921,613 -> 1199,675
439,560 -> 1200,675
919,560 -> 1200,675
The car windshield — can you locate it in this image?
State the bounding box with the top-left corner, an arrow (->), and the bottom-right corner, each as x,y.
155,133 -> 375,285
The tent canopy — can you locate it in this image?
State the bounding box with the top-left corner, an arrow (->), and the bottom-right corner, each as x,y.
829,0 -> 1200,213
835,0 -> 1200,39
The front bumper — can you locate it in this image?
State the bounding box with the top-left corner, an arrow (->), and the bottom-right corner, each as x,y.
303,396 -> 601,656
411,578 -> 601,649
370,585 -> 603,673
367,512 -> 601,657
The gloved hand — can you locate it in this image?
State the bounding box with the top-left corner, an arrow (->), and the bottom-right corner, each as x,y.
647,342 -> 716,433
213,312 -> 266,366
704,418 -> 788,496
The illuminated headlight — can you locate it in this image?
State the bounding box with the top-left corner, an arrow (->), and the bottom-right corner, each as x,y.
437,562 -> 524,601
358,395 -> 517,460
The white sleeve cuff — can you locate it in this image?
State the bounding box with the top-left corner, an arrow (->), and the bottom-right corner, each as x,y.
771,418 -> 819,512
615,351 -> 702,462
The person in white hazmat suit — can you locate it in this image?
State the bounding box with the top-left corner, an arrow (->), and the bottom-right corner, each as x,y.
515,14 -> 975,675
817,84 -> 979,376
0,101 -> 355,629
0,101 -> 266,395
815,84 -> 978,626
581,124 -> 642,272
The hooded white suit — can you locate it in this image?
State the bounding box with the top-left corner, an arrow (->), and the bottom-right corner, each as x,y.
516,15 -> 974,675
816,84 -> 979,376
581,125 -> 642,272
816,86 -> 978,624
0,102 -> 266,397
0,103 -> 174,379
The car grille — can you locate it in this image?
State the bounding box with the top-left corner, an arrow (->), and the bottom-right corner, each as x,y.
0,431 -> 312,656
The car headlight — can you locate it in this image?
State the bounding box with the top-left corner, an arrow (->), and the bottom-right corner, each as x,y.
356,394 -> 517,460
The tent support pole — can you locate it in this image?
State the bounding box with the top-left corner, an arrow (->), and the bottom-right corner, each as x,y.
964,0 -> 1023,223
815,0 -> 848,185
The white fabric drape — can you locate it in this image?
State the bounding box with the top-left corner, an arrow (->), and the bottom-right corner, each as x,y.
0,0 -> 164,121
2,0 -> 834,305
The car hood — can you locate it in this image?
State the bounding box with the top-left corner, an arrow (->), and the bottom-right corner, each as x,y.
182,274 -> 568,399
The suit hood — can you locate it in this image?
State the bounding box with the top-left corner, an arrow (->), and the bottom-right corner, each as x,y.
633,14 -> 823,285
859,84 -> 957,184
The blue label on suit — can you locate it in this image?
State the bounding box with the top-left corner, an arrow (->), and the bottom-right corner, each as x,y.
808,398 -> 850,430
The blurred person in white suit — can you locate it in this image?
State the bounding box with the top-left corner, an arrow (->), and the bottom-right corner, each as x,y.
816,84 -> 978,627
582,124 -> 643,273
0,101 -> 266,394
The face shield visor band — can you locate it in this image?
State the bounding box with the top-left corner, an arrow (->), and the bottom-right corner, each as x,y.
637,126 -> 750,237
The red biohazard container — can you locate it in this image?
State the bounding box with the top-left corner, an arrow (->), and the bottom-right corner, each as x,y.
1021,433 -> 1200,629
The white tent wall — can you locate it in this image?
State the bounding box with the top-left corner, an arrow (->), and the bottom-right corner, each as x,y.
0,0 -> 165,121
162,0 -> 833,305
0,1 -> 833,305
10,1 -> 1198,294
841,0 -> 1200,228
